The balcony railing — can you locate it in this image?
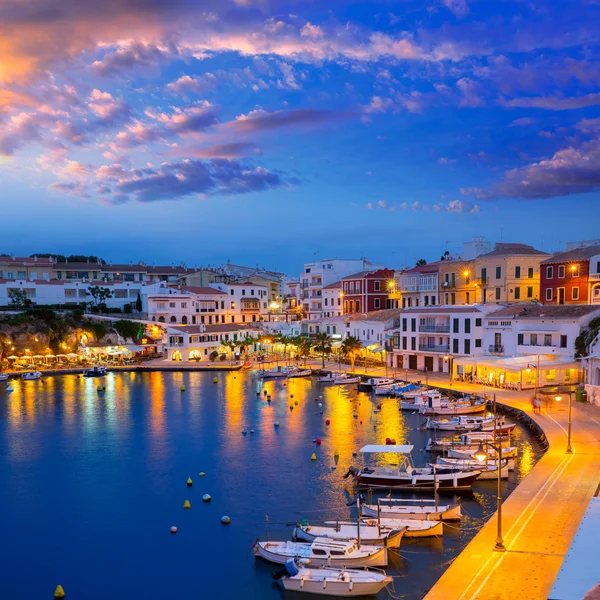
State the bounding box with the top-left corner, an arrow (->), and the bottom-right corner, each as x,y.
419,325 -> 450,333
488,345 -> 504,353
418,344 -> 450,353
589,273 -> 600,281
168,342 -> 185,347
241,306 -> 260,312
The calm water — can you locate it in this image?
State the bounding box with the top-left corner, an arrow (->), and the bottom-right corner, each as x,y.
0,372 -> 541,600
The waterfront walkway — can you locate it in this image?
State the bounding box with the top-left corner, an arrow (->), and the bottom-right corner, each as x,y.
309,360 -> 600,600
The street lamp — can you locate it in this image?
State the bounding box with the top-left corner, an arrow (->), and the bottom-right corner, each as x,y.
554,393 -> 573,454
443,353 -> 453,386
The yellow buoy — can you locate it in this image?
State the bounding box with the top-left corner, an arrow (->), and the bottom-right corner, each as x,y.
97,385 -> 102,392
311,453 -> 317,461
180,385 -> 185,391
187,477 -> 192,486
184,500 -> 191,509
54,585 -> 65,599
334,450 -> 340,457
213,377 -> 218,384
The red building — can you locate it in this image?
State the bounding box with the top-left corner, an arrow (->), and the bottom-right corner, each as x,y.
341,268 -> 394,314
540,245 -> 600,305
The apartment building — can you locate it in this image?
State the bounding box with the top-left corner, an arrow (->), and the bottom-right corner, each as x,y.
322,281 -> 343,317
398,262 -> 441,308
341,268 -> 395,314
0,256 -> 54,281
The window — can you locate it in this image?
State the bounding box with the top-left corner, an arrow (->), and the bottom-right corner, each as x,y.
514,287 -> 521,300
251,289 -> 254,295
572,287 -> 579,300
402,337 -> 407,350
30,272 -> 37,280
181,302 -> 187,308
545,288 -> 553,301
169,302 -> 176,308
453,339 -> 459,353
560,335 -> 567,348
465,319 -> 471,334
374,298 -> 380,309
570,265 -> 580,277
517,333 -> 524,345
453,318 -> 459,333
515,266 -> 521,279
410,337 -> 416,351
374,281 -> 380,291
475,318 -> 482,327
528,267 -> 534,278
544,334 -> 552,346
444,292 -> 449,305
242,289 -> 246,295
495,266 -> 502,279
546,266 -> 553,279
527,286 -> 533,298
411,318 -> 416,332
402,318 -> 407,332
114,289 -> 127,298
530,333 -> 538,346
558,265 -> 565,278
464,339 -> 471,354
481,267 -> 487,284
230,289 -> 234,295
450,292 -> 456,305
495,287 -> 501,300
356,300 -> 360,312
475,339 -> 482,348
466,292 -> 470,304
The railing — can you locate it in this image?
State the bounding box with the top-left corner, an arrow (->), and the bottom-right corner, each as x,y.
441,281 -> 456,289
241,306 -> 260,312
488,345 -> 504,353
418,344 -> 450,352
168,342 -> 185,347
419,325 -> 450,333
589,273 -> 600,281
310,293 -> 322,298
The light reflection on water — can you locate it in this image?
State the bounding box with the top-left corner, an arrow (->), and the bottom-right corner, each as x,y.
0,371 -> 543,600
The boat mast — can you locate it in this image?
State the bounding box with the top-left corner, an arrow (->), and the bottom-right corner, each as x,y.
356,497 -> 361,549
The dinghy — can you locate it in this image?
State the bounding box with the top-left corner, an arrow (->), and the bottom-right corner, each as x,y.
274,558 -> 393,597
254,537 -> 387,568
22,371 -> 42,380
287,369 -> 312,378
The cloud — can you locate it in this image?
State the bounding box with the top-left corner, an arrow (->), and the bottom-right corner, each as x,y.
111,159 -> 294,203
149,101 -> 218,134
462,137 -> 600,199
366,199 -> 480,214
0,112 -> 48,156
501,93 -> 600,111
91,42 -> 178,76
442,0 -> 470,17
509,117 -> 535,127
166,74 -> 217,95
48,181 -> 89,198
224,108 -> 342,133
188,142 -> 259,159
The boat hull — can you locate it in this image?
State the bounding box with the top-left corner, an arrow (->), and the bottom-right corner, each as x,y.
361,503 -> 460,522
356,470 -> 480,490
287,370 -> 312,378
447,446 -> 517,459
421,404 -> 486,416
326,519 -> 443,538
280,574 -> 391,597
255,543 -> 388,568
293,526 -> 404,549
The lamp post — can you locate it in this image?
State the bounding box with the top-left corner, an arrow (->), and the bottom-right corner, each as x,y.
443,353 -> 453,387
554,392 -> 573,454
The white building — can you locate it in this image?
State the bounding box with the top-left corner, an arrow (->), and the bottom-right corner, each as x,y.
208,282 -> 270,322
322,281 -> 343,317
165,323 -> 261,362
584,332 -> 600,406
300,259 -> 383,319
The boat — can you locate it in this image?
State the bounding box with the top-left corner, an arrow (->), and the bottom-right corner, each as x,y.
448,446 -> 518,459
399,390 -> 442,410
426,433 -> 515,454
424,415 -> 496,432
287,369 -> 312,379
318,372 -> 361,385
326,518 -> 443,538
242,361 -> 252,369
274,558 -> 393,597
360,497 -> 461,522
254,537 -> 388,568
358,377 -> 395,391
293,523 -> 406,548
419,395 -> 487,416
0,373 -> 8,381
436,457 -> 512,479
260,365 -> 298,379
83,366 -> 107,377
22,372 -> 42,380
480,422 -> 516,435
346,444 -> 481,491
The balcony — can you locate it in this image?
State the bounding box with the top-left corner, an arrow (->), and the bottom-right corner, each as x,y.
419,325 -> 450,333
168,342 -> 185,347
589,273 -> 600,281
310,292 -> 322,298
418,344 -> 450,353
488,345 -> 504,353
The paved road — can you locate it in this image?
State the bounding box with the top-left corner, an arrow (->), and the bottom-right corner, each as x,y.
307,359 -> 600,600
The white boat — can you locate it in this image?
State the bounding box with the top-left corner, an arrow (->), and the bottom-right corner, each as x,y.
358,377 -> 395,391
0,373 -> 9,382
83,366 -> 107,377
419,396 -> 487,416
287,369 -> 312,378
426,433 -> 514,454
374,385 -> 395,396
293,523 -> 406,548
260,366 -> 298,379
22,372 -> 42,380
326,518 -> 443,539
275,558 -> 393,597
425,415 -> 496,432
480,422 -> 516,435
360,497 -> 461,522
318,372 -> 361,385
399,390 -> 442,411
436,457 -> 511,479
254,537 -> 388,568
448,446 -> 518,460
347,444 -> 481,490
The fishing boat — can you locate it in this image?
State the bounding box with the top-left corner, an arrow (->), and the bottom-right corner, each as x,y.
293,523 -> 406,548
426,433 -> 515,454
346,445 -> 481,490
83,366 -> 107,377
436,457 -> 512,479
260,365 -> 298,379
419,395 -> 487,416
360,497 -> 461,522
22,371 -> 42,380
448,445 -> 518,459
254,537 -> 388,568
318,372 -> 361,385
357,377 -> 395,391
287,369 -> 312,378
480,422 -> 516,435
399,390 -> 442,410
424,415 -> 496,432
274,558 -> 393,597
0,373 -> 9,381
326,518 -> 443,538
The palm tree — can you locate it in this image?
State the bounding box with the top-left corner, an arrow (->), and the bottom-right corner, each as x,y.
314,331 -> 332,368
221,340 -> 236,364
340,335 -> 363,373
297,337 -> 313,367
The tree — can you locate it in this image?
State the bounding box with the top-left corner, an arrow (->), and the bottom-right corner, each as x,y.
87,286 -> 113,312
314,332 -> 332,368
135,291 -> 142,312
297,337 -> 313,367
221,339 -> 237,364
416,258 -> 427,266
209,350 -> 219,362
8,288 -> 32,308
341,336 -> 363,372
113,319 -> 143,342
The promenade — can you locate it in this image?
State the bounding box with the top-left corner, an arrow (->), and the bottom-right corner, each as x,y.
309,359 -> 600,600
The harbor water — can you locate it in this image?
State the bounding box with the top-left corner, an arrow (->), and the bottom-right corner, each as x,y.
0,371 -> 541,599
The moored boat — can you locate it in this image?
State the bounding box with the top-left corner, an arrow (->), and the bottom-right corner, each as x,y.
326,518 -> 443,538
358,377 -> 395,391
360,497 -> 461,522
424,415 -> 495,432
318,372 -> 361,385
260,365 -> 298,379
435,457 -> 511,479
254,537 -> 388,568
83,366 -> 107,377
287,369 -> 312,378
293,523 -> 406,548
0,373 -> 9,381
274,558 -> 393,597
22,371 -> 42,380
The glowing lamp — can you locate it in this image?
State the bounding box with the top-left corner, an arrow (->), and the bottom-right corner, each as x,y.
474,442 -> 487,462
555,395 -> 563,402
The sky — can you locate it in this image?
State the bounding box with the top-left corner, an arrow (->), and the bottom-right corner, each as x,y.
0,0 -> 599,274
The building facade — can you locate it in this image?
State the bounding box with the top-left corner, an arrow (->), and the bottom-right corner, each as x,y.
398,263 -> 440,308
341,268 -> 395,314
322,281 -> 343,318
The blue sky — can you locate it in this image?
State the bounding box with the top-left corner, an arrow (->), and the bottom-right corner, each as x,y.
0,0 -> 598,273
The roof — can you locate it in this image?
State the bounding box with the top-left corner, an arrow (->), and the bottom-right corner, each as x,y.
322,281 -> 342,290
180,286 -> 228,295
0,256 -> 53,266
402,261 -> 442,275
400,306 -> 483,314
53,262 -> 102,270
341,268 -> 393,281
487,303 -> 600,320
360,444 -> 414,454
168,324 -> 260,334
478,243 -> 549,258
345,308 -> 403,322
541,245 -> 600,265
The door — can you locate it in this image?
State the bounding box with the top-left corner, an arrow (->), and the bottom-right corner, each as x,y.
424,356 -> 434,372
558,288 -> 565,305
494,333 -> 502,352
409,355 -> 418,370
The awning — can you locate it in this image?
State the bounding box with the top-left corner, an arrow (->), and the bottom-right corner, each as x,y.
360,445 -> 414,454
455,354 -> 579,372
